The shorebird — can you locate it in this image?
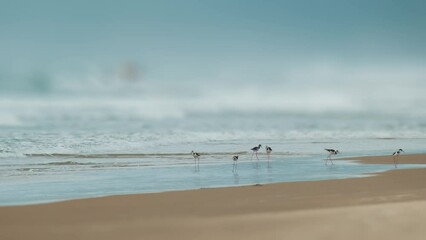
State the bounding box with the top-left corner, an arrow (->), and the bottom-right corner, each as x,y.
392,149 -> 404,168
265,145 -> 272,167
251,144 -> 262,161
324,149 -> 339,165
232,155 -> 239,172
191,150 -> 200,170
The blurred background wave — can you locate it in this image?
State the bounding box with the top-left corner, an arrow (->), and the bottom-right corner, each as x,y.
1,0 -> 426,151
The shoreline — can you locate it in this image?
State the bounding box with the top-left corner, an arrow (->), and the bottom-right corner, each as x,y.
2,154 -> 426,240
339,153 -> 426,165
3,153 -> 422,207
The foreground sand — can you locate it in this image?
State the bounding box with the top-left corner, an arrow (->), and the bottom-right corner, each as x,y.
1,154 -> 426,240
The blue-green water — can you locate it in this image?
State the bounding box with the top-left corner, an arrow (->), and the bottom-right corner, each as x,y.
1,153 -> 425,206
1,75 -> 426,206
1,94 -> 426,205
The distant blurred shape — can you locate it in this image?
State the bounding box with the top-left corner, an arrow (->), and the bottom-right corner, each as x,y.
119,62 -> 141,82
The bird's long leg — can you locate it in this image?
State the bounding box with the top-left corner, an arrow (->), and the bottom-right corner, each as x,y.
250,152 -> 257,168
255,152 -> 260,168
267,154 -> 270,168
325,153 -> 331,165
251,151 -> 259,168
395,155 -> 399,168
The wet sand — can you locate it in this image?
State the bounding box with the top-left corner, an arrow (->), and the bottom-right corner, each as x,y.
339,153 -> 426,165
1,154 -> 426,240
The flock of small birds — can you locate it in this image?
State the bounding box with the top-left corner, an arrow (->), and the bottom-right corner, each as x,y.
191,146 -> 405,171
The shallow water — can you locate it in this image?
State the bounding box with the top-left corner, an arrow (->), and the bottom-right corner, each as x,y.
1,148 -> 426,206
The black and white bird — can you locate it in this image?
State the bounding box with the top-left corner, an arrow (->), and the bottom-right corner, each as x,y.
191,150 -> 200,169
324,149 -> 339,165
265,145 -> 272,166
251,144 -> 262,161
265,145 -> 272,156
392,149 -> 404,168
232,155 -> 239,172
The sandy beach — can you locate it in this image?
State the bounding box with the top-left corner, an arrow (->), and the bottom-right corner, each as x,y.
2,154 -> 426,240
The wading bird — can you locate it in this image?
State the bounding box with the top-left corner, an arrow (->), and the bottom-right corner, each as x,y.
265,145 -> 272,167
232,155 -> 239,172
251,144 -> 262,161
191,150 -> 200,170
392,149 -> 404,168
324,149 -> 339,165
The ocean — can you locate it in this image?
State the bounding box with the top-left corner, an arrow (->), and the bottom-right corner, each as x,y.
1,77 -> 426,205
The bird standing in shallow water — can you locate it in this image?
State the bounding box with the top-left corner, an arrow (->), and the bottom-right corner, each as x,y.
232,155 -> 239,172
191,150 -> 200,170
324,149 -> 339,165
265,145 -> 272,167
251,144 -> 262,161
392,149 -> 404,168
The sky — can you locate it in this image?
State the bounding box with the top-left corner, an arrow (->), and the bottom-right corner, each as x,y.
1,0 -> 425,98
